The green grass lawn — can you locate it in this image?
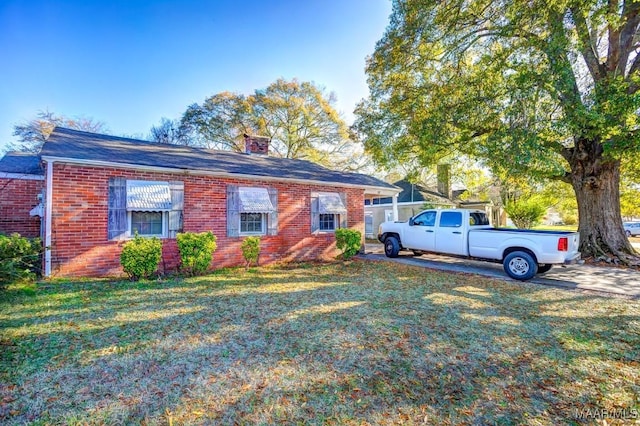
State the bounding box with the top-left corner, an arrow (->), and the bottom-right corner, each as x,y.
1,261 -> 638,425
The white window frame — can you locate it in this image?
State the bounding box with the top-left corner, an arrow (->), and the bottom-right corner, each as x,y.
127,211 -> 169,238
319,213 -> 338,232
239,212 -> 267,236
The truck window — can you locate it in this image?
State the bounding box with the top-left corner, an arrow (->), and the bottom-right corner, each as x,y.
469,212 -> 490,226
412,211 -> 436,226
439,212 -> 462,227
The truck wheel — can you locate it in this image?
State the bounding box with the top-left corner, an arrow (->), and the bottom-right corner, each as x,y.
503,251 -> 538,281
384,236 -> 400,258
412,250 -> 424,256
537,264 -> 553,274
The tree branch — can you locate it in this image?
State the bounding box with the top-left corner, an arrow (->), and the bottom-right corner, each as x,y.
616,0 -> 640,75
570,6 -> 605,80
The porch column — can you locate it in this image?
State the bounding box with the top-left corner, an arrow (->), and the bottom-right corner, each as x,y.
392,194 -> 399,221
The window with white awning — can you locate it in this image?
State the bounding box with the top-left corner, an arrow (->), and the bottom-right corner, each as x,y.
311,192 -> 348,232
108,178 -> 184,240
227,185 -> 279,237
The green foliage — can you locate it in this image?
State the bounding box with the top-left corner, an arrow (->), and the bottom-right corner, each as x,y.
120,234 -> 162,281
354,0 -> 640,257
0,233 -> 41,288
241,236 -> 261,269
176,232 -> 217,276
335,229 -> 362,260
538,181 -> 579,225
504,199 -> 546,230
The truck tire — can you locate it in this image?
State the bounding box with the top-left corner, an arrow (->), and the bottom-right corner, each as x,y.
412,250 -> 424,256
537,264 -> 553,274
384,236 -> 400,258
503,251 -> 538,281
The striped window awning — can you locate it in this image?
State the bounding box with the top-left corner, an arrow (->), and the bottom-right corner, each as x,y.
318,193 -> 347,214
126,180 -> 172,211
238,187 -> 274,213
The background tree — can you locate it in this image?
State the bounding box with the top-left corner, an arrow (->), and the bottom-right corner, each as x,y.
148,117 -> 193,145
181,79 -> 367,171
355,0 -> 640,262
9,111 -> 106,153
181,92 -> 254,151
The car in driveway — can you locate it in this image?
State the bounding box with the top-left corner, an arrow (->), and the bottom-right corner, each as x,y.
378,208 -> 581,281
623,222 -> 640,237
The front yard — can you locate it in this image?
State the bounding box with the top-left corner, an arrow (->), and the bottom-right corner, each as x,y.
1,261 -> 638,425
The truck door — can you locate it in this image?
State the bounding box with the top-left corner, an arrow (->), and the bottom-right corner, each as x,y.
435,211 -> 467,255
403,210 -> 437,251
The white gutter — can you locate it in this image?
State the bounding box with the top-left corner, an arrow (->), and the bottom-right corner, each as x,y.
0,172 -> 44,180
39,155 -> 401,196
44,160 -> 53,277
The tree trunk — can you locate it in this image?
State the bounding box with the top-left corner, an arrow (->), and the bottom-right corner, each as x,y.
569,154 -> 638,264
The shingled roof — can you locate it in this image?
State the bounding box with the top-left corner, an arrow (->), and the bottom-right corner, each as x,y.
39,127 -> 397,192
393,179 -> 453,204
0,151 -> 43,175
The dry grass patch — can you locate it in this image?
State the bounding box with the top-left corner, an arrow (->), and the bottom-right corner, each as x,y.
1,261 -> 639,425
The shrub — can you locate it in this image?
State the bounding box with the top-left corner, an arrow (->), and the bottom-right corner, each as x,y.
176,231 -> 217,276
0,233 -> 42,288
241,236 -> 261,269
504,199 -> 546,229
335,228 -> 362,260
120,234 -> 162,281
563,213 -> 578,226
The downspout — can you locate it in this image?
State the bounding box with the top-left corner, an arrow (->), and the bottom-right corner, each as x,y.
44,160 -> 53,277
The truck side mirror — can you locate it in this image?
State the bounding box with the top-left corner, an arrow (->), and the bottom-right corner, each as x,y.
409,217 -> 415,226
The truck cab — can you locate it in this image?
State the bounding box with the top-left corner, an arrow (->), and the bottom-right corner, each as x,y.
399,209 -> 491,256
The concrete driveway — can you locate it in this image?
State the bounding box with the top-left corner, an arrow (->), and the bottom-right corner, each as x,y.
362,244 -> 640,299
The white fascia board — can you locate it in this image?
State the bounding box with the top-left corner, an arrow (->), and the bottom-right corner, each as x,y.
0,172 -> 44,180
365,201 -> 453,208
40,156 -> 400,195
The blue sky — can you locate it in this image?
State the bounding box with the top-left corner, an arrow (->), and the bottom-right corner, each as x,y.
0,0 -> 392,151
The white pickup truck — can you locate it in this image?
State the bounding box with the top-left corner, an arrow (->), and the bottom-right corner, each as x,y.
378,208 -> 581,281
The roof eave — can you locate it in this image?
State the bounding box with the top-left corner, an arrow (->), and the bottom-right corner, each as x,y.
40,156 -> 400,195
0,172 -> 44,180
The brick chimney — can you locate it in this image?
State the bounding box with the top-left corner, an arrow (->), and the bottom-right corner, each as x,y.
243,134 -> 270,155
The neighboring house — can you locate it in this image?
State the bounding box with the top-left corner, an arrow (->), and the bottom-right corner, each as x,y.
364,179 -> 493,238
0,152 -> 44,238
364,179 -> 455,238
0,127 -> 399,277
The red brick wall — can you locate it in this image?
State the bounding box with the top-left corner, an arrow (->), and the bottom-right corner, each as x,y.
0,177 -> 43,238
49,163 -> 365,277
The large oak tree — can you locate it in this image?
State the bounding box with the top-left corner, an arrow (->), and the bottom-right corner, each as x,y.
355,0 -> 640,262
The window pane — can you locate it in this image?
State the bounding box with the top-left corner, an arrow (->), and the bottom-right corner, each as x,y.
319,214 -> 335,231
413,211 -> 436,226
469,212 -> 490,226
132,211 -> 163,235
439,212 -> 462,227
240,213 -> 264,234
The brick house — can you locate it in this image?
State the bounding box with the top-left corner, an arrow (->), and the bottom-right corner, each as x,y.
0,152 -> 44,238
0,127 -> 399,277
